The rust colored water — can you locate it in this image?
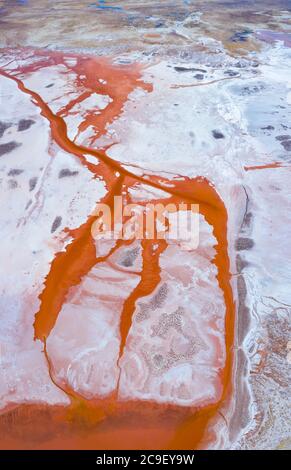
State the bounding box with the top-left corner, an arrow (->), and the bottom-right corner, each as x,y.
244,162 -> 287,171
0,50 -> 235,450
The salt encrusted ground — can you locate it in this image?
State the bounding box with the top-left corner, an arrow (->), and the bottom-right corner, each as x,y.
0,1 -> 290,450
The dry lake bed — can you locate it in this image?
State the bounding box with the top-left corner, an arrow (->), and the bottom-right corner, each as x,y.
0,0 -> 290,450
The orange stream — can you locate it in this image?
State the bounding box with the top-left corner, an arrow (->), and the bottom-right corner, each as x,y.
0,50 -> 235,450
244,162 -> 285,171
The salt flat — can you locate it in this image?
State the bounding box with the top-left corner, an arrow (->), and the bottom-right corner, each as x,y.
0,1 -> 290,450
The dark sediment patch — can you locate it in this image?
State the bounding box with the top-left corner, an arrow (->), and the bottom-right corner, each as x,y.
0,141 -> 21,157
236,254 -> 249,274
8,179 -> 18,189
18,119 -> 35,132
151,283 -> 168,309
236,274 -> 251,344
240,84 -> 264,95
174,66 -> 206,73
135,283 -> 169,323
51,216 -> 62,233
229,30 -> 252,42
228,348 -> 251,442
276,135 -> 290,141
59,168 -> 79,178
242,212 -> 252,229
29,176 -> 38,191
212,130 -> 225,139
229,213 -> 252,443
235,237 -> 254,251
224,70 -> 239,77
8,169 -> 24,176
0,121 -> 12,138
120,246 -> 140,267
280,140 -> 291,151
